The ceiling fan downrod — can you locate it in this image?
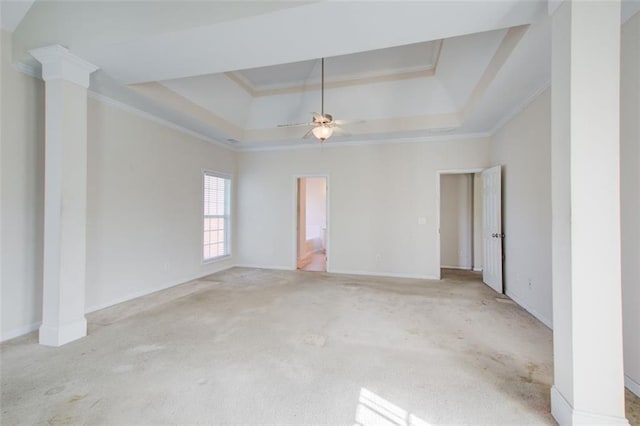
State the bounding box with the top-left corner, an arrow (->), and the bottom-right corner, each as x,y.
320,57 -> 325,118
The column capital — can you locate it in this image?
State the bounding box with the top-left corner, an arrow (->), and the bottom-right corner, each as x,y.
29,45 -> 98,88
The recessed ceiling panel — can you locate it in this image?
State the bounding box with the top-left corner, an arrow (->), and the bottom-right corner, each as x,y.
233,40 -> 442,91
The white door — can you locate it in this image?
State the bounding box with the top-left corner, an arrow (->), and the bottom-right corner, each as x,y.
482,165 -> 503,293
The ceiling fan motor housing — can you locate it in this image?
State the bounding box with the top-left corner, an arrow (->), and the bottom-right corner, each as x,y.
313,113 -> 332,125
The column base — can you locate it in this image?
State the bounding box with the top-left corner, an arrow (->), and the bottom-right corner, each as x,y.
551,386 -> 629,425
39,318 -> 87,347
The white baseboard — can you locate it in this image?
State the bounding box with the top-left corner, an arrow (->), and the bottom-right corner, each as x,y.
234,264 -> 295,271
626,375 -> 640,397
551,385 -> 630,425
550,386 -> 572,426
473,267 -> 483,272
85,264 -> 235,314
505,289 -> 553,329
1,322 -> 40,343
3,266 -> 238,343
39,318 -> 87,347
441,265 -> 473,270
328,268 -> 438,280
85,280 -> 184,314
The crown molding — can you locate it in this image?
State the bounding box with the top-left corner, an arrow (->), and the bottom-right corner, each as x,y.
238,131 -> 491,152
460,25 -> 529,120
226,40 -> 443,98
13,62 -> 237,151
488,81 -> 550,136
87,92 -> 237,152
131,81 -> 243,138
229,67 -> 437,98
14,60 -> 40,79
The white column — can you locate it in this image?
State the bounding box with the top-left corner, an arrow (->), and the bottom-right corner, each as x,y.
550,1 -> 628,424
30,45 -> 98,347
621,11 -> 640,398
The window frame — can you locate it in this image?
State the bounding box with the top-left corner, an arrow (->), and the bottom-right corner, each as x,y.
202,170 -> 231,263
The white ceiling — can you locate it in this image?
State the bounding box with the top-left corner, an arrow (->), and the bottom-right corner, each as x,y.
233,40 -> 441,91
9,1 -> 315,52
5,1 -> 636,149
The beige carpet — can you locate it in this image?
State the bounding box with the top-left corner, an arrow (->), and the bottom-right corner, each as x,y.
1,268 -> 637,424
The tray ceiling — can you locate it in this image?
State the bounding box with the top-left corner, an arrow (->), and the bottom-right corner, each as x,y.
5,0 -> 565,149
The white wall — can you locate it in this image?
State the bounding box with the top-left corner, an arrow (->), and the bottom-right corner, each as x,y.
85,98 -> 236,312
621,11 -> 640,396
0,30 -> 45,340
490,89 -> 552,328
1,27 -> 237,339
440,174 -> 473,269
237,137 -> 490,277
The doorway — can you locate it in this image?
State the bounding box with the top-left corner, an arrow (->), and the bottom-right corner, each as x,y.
437,167 -> 504,293
296,176 -> 328,272
438,171 -> 484,277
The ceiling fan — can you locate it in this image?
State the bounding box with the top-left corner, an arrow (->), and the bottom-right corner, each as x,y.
278,57 -> 351,142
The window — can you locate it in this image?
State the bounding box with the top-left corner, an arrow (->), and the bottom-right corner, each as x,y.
203,172 -> 230,261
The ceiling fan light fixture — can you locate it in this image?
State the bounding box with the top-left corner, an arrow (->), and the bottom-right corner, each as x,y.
279,57 -> 352,141
312,125 -> 334,141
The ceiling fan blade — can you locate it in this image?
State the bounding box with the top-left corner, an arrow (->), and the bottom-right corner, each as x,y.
302,128 -> 315,139
333,119 -> 366,126
277,122 -> 313,128
332,126 -> 351,137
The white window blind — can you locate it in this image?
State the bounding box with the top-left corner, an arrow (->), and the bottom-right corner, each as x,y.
203,172 -> 230,261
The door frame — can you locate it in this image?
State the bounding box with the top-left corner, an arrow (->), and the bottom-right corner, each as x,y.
436,168 -> 484,280
292,174 -> 330,271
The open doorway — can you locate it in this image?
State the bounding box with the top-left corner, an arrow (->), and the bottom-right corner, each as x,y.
439,172 -> 483,277
297,176 -> 328,272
